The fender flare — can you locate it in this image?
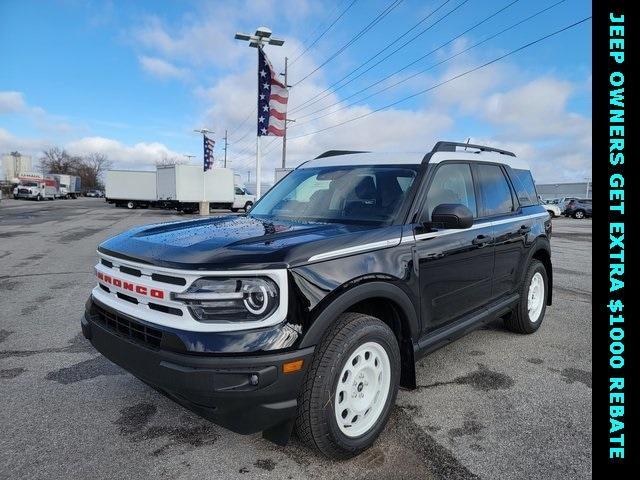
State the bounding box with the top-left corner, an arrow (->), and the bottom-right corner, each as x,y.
299,281 -> 419,349
522,236 -> 553,305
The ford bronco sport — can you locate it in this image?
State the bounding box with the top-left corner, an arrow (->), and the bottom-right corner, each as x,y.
83,141 -> 552,458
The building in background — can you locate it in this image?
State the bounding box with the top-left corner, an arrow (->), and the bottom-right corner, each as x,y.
2,152 -> 33,182
536,181 -> 592,201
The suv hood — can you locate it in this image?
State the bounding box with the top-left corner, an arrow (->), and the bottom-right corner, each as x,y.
98,215 -> 397,270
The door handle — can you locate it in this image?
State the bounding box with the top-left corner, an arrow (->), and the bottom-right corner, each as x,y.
517,225 -> 531,234
472,234 -> 492,246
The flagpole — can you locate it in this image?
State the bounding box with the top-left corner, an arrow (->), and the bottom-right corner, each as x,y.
194,128 -> 214,216
256,46 -> 262,200
235,26 -> 285,200
256,134 -> 262,199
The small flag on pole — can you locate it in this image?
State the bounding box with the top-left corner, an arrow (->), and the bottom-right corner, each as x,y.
258,47 -> 288,137
203,134 -> 215,171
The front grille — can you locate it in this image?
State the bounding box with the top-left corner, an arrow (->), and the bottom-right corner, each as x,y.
92,303 -> 163,349
151,273 -> 187,286
120,265 -> 142,277
18,188 -> 30,194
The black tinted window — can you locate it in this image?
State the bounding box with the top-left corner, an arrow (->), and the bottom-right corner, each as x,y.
423,163 -> 477,221
476,164 -> 514,216
511,168 -> 538,206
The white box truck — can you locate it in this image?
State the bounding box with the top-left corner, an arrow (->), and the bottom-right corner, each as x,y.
105,170 -> 157,209
14,175 -> 58,201
50,174 -> 81,199
156,165 -> 234,213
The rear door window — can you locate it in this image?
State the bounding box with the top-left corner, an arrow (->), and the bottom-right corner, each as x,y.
475,164 -> 515,217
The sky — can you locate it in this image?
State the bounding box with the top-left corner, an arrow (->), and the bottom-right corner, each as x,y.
0,0 -> 592,184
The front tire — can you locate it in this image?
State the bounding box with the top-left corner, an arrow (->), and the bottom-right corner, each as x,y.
505,259 -> 548,334
126,201 -> 135,209
295,312 -> 400,459
573,210 -> 585,219
244,201 -> 253,211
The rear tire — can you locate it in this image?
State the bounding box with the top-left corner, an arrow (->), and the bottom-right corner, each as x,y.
126,201 -> 135,209
505,259 -> 548,334
295,312 -> 400,459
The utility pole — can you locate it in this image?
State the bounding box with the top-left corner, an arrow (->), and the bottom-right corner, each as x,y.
234,26 -> 285,199
247,170 -> 252,185
281,57 -> 288,169
223,129 -> 229,168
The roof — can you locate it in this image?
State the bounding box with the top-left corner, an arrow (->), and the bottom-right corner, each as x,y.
300,150 -> 530,170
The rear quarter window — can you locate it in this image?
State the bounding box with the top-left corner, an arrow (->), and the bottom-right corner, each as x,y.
510,168 -> 539,207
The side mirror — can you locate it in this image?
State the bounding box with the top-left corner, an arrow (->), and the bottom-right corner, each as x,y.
431,203 -> 474,229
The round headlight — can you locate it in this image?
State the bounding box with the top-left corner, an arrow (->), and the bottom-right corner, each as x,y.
243,285 -> 269,315
173,276 -> 279,323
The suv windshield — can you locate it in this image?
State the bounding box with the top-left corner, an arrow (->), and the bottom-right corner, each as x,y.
250,165 -> 419,225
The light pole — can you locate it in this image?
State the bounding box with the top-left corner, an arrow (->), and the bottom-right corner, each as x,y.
184,154 -> 195,163
584,176 -> 591,199
234,26 -> 284,198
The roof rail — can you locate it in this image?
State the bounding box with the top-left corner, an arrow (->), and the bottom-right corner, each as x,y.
314,150 -> 369,159
431,141 -> 516,157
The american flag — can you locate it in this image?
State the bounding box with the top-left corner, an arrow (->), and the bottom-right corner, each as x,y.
203,134 -> 215,171
257,47 -> 288,136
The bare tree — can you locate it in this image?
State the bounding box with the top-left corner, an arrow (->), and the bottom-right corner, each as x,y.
39,147 -> 113,189
40,147 -> 81,174
155,153 -> 188,167
79,152 -> 113,189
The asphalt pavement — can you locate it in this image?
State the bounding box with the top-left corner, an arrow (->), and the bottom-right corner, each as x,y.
0,197 -> 592,479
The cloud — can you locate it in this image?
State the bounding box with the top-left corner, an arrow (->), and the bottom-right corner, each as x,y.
0,127 -> 51,154
138,56 -> 189,80
0,91 -> 27,113
0,90 -> 82,135
131,0 -> 316,72
66,136 -> 183,168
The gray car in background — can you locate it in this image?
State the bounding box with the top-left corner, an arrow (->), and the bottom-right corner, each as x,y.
563,198 -> 592,219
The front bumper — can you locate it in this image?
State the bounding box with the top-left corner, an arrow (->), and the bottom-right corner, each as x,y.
82,296 -> 314,436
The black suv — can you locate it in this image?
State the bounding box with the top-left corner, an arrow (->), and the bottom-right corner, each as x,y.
563,198 -> 592,219
83,141 -> 552,458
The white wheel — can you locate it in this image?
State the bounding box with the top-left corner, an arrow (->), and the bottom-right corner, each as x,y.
334,341 -> 391,438
527,272 -> 545,323
127,201 -> 135,209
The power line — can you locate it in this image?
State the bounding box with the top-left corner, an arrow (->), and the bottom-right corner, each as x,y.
294,0 -> 564,124
289,0 -> 458,114
227,109 -> 256,139
289,0 -> 359,66
293,0 -> 513,116
288,16 -> 592,141
292,0 -> 404,87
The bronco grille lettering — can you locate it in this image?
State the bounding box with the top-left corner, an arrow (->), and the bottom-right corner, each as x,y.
96,270 -> 165,299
